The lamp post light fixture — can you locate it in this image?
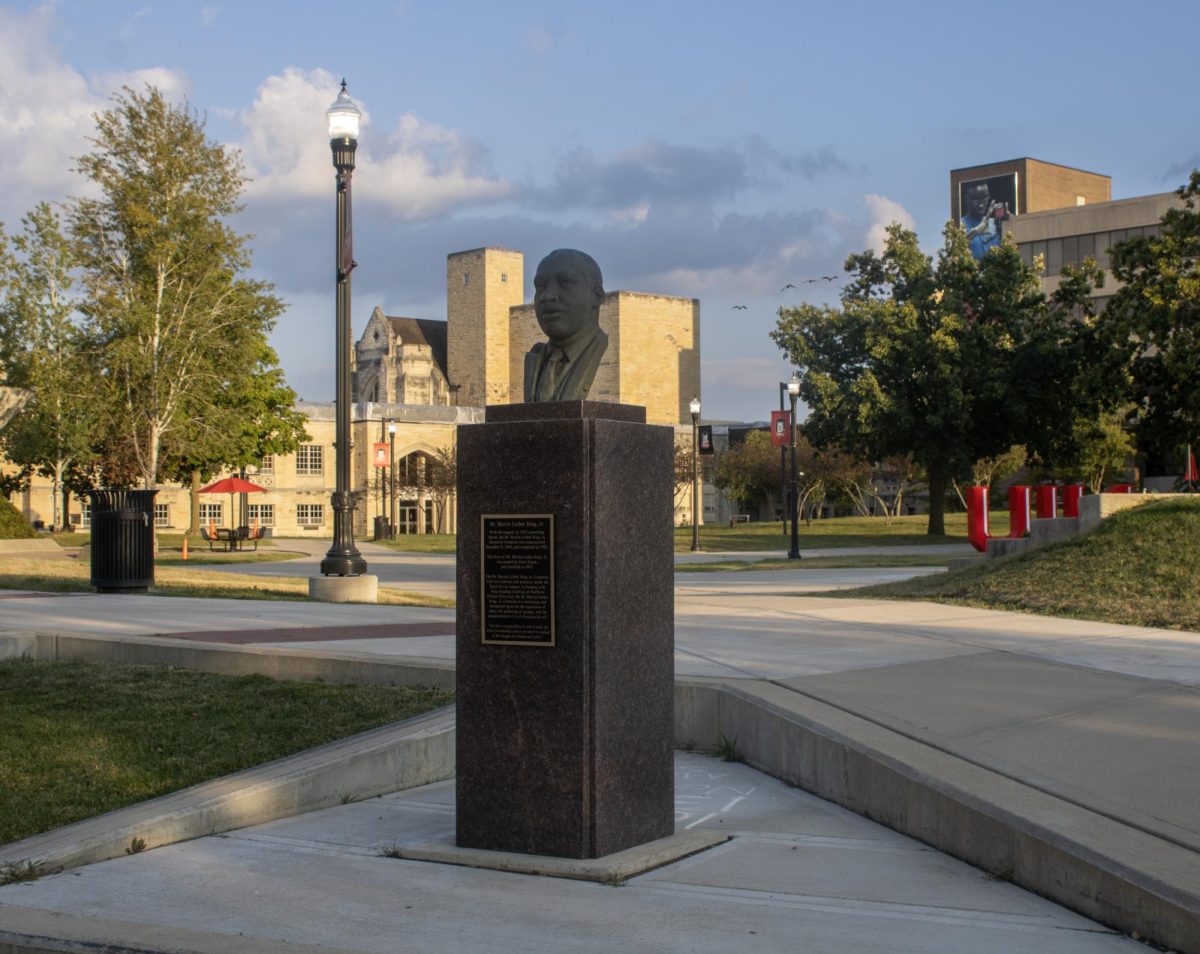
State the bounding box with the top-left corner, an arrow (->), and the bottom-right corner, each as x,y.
388,421 -> 397,540
787,371 -> 802,560
689,396 -> 701,552
320,80 -> 367,578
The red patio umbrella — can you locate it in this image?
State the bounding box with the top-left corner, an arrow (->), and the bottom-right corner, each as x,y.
198,477 -> 268,529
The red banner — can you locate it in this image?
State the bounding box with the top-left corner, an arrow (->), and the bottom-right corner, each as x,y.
770,410 -> 791,447
372,442 -> 388,468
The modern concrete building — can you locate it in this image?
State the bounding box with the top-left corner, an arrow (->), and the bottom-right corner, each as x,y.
951,158 -> 1181,306
950,157 -> 1111,223
1005,191 -> 1180,307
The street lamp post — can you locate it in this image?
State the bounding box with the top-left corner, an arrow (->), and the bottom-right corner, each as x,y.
320,81 -> 367,578
388,421 -> 397,540
778,381 -> 788,535
787,371 -> 802,560
689,396 -> 701,552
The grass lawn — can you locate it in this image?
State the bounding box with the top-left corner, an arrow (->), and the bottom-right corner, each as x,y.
674,513 -> 968,553
676,553 -> 954,572
0,559 -> 452,608
0,658 -> 453,848
840,498 -> 1200,631
369,534 -> 456,554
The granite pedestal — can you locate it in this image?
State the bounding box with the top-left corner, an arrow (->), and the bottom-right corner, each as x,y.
455,401 -> 675,859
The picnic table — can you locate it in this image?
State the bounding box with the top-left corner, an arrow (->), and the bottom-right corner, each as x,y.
201,526 -> 267,552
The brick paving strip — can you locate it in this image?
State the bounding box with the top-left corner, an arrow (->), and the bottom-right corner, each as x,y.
146,622 -> 455,645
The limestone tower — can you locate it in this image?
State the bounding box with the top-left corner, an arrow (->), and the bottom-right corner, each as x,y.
446,248 -> 524,406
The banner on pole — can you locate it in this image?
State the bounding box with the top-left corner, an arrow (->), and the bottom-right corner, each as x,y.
770,410 -> 791,447
698,425 -> 714,455
372,442 -> 388,468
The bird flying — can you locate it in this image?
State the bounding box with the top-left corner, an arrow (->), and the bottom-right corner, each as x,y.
732,304 -> 748,310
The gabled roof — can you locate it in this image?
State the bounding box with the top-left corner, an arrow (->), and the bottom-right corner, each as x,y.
387,316 -> 448,378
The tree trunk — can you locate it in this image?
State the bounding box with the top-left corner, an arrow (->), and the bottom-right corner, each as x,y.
189,469 -> 201,535
61,486 -> 71,532
927,467 -> 948,536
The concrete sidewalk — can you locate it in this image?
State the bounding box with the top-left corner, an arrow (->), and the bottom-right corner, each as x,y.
1,580 -> 1198,950
0,755 -> 1146,953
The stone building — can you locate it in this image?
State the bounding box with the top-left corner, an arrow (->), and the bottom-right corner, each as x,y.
7,245 -> 704,534
356,246 -> 701,428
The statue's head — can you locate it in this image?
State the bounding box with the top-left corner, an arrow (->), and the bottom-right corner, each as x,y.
533,249 -> 604,345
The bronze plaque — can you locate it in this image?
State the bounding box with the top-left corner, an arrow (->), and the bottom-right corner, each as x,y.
480,514 -> 555,646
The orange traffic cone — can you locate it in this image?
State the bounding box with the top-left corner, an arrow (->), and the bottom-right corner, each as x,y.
181,536 -> 189,561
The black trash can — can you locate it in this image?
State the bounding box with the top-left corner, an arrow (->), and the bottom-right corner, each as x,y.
373,515 -> 388,541
88,489 -> 157,593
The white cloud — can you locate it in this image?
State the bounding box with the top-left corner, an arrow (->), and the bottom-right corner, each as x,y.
0,6 -> 98,205
863,193 -> 915,254
0,7 -> 190,224
238,67 -> 511,219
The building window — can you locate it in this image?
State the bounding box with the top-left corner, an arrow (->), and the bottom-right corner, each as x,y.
199,503 -> 223,526
296,444 -> 323,476
154,504 -> 170,528
78,503 -> 91,529
297,503 -> 324,527
260,455 -> 274,474
248,503 -> 274,527
463,273 -> 470,286
500,272 -> 508,284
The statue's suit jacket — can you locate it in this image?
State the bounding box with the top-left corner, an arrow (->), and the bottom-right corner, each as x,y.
523,329 -> 609,402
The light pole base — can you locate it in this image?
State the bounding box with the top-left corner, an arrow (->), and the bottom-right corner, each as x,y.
309,574 -> 378,603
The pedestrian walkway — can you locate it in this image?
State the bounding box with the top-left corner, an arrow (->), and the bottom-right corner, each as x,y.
1,566 -> 1197,951
0,755 -> 1144,953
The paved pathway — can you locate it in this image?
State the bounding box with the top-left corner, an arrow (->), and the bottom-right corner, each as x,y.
0,755 -> 1144,953
1,545 -> 1197,951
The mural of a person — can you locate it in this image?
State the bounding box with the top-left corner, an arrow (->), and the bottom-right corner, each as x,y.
960,181 -> 1001,259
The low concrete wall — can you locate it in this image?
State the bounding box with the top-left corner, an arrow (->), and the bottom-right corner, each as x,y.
982,493 -> 1180,562
1078,492 -> 1175,532
673,677 -> 1200,954
0,706 -> 456,878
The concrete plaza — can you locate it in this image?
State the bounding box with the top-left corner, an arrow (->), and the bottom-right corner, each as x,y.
0,540 -> 1196,952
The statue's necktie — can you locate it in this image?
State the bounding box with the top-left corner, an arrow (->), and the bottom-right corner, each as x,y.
540,347 -> 568,400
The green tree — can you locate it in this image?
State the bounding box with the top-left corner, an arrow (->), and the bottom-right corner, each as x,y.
71,86 -> 287,490
1039,409 -> 1135,493
771,223 -> 1094,535
1104,170 -> 1200,456
0,203 -> 101,528
714,430 -> 782,517
161,341 -> 308,533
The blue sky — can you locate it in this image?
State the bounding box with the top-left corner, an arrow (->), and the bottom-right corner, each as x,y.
1,1 -> 1196,421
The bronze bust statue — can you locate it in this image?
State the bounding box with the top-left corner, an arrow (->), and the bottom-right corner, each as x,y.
523,249 -> 609,402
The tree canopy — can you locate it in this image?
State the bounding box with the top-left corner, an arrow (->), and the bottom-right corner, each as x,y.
70,86 -> 292,489
1105,171 -> 1200,459
0,203 -> 100,526
771,223 -> 1098,534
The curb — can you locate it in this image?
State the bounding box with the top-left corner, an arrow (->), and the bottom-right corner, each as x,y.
674,677 -> 1200,954
0,705 -> 455,878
